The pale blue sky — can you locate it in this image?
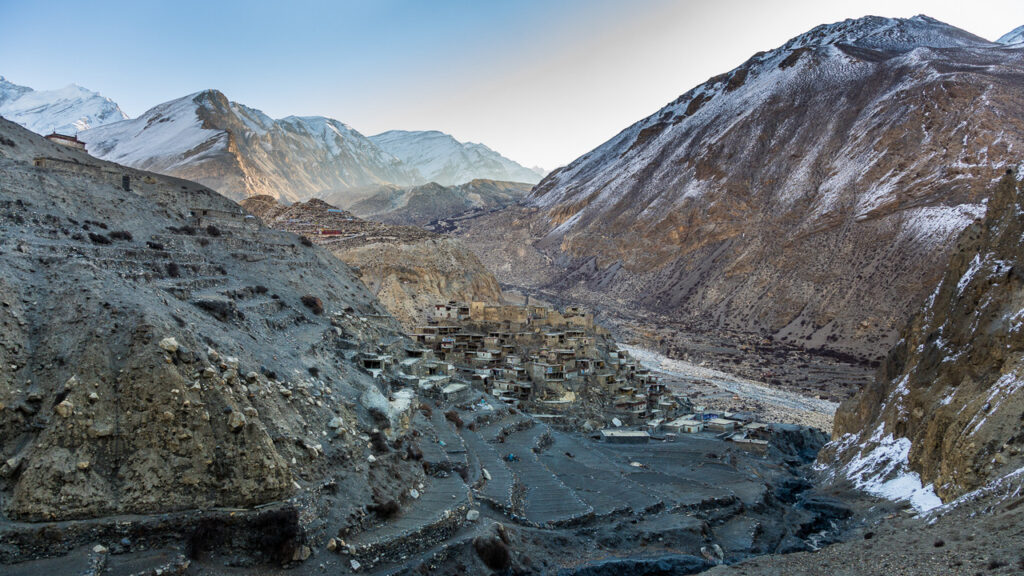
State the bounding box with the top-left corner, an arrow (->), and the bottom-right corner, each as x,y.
2,0 -> 1023,169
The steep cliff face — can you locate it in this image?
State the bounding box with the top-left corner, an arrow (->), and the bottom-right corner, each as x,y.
0,118 -> 421,521
338,237 -> 505,328
830,172 -> 1024,503
80,90 -> 416,202
471,16 -> 1024,362
240,196 -> 503,329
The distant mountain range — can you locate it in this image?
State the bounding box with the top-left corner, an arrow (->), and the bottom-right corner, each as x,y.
79,90 -> 416,203
0,77 -> 540,202
0,76 -> 127,135
370,130 -> 543,187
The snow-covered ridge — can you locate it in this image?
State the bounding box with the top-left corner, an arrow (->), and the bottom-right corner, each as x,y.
79,91 -> 219,171
997,25 -> 1024,45
531,14 -> 999,212
79,89 -> 415,201
370,129 -> 541,186
782,14 -> 993,52
0,75 -> 128,135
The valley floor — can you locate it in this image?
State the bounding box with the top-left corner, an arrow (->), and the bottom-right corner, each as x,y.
622,345 -> 838,431
2,384 -> 851,576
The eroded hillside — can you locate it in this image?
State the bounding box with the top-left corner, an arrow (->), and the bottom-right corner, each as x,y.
0,118 -> 424,545
830,171 -> 1024,501
240,196 -> 503,329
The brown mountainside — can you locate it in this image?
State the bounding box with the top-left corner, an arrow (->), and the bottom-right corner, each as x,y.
348,179 -> 531,228
831,171 -> 1024,501
462,16 -> 1024,365
241,196 -> 503,328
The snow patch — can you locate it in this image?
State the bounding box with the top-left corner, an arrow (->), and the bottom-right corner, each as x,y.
838,428 -> 943,513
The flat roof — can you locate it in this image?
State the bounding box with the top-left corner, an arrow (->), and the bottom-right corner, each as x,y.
600,430 -> 650,438
707,418 -> 736,425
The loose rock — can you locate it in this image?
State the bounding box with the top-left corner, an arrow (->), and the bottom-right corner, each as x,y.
55,399 -> 74,418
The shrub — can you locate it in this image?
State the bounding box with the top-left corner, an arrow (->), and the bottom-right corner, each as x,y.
206,225 -> 221,237
109,230 -> 133,241
444,410 -> 463,430
166,262 -> 181,277
301,295 -> 324,315
87,232 -> 111,245
370,430 -> 389,453
368,499 -> 400,519
473,535 -> 511,571
405,443 -> 423,461
299,236 -> 313,247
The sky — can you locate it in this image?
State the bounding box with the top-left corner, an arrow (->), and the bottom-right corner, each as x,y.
2,0 -> 1024,170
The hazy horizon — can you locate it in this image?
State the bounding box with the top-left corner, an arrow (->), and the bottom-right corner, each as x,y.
3,0 -> 1024,170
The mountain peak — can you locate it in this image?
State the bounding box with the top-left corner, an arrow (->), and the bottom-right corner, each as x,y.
0,75 -> 128,134
370,130 -> 540,186
785,14 -> 992,52
997,24 -> 1024,45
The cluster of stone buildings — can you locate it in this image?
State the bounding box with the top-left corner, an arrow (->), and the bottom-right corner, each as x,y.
410,301 -> 690,424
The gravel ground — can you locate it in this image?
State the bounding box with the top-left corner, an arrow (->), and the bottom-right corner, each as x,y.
704,495 -> 1024,576
623,345 -> 837,431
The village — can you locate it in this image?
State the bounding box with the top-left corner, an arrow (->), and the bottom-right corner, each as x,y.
357,299 -> 776,450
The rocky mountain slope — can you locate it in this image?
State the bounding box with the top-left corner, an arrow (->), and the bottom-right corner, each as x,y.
79,90 -> 417,203
370,130 -> 542,186
461,15 -> 1024,365
701,175 -> 1024,576
829,171 -> 1024,504
998,25 -> 1024,45
347,178 -> 532,227
0,116 -> 425,535
0,76 -> 127,135
240,196 -> 503,328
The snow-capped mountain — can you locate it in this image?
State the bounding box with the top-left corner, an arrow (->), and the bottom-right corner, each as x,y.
472,15 -> 1024,360
369,130 -> 541,186
997,24 -> 1024,45
0,76 -> 128,135
80,90 -> 417,202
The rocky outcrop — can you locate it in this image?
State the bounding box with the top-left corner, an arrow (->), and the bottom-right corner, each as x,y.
830,171 -> 1024,502
461,16 -> 1024,363
240,196 -> 503,329
338,237 -> 504,328
348,179 -> 531,228
0,118 -> 421,521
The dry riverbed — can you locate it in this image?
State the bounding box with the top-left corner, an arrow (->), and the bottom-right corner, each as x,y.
621,345 -> 839,432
